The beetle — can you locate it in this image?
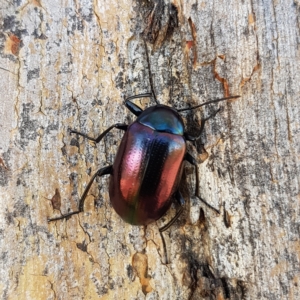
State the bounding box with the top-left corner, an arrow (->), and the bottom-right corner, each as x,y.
48,41 -> 239,232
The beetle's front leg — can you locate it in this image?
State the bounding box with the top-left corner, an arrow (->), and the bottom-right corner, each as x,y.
70,123 -> 128,144
124,93 -> 152,116
185,152 -> 220,214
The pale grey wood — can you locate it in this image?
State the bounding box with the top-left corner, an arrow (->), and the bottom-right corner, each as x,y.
0,0 -> 299,299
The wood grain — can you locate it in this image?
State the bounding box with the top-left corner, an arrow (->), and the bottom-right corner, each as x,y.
0,0 -> 299,299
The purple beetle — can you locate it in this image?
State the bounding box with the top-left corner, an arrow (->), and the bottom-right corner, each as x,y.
48,42 -> 239,232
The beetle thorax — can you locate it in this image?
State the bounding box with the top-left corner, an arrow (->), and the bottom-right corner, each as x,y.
137,105 -> 185,135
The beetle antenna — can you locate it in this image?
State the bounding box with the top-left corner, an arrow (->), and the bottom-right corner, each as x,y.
176,95 -> 240,112
169,46 -> 174,105
144,39 -> 159,104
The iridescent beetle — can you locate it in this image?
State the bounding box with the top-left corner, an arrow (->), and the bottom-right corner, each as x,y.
48,41 -> 239,232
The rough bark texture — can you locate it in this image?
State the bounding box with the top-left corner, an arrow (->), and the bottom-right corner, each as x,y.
0,0 -> 299,299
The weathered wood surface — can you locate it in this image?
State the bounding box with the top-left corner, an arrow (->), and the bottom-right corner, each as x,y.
0,0 -> 299,299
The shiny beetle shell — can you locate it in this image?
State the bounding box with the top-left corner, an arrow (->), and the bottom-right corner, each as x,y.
109,105 -> 186,225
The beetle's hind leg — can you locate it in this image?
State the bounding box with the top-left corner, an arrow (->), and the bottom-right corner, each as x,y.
185,152 -> 220,214
48,165 -> 112,222
70,123 -> 128,143
158,191 -> 185,264
159,190 -> 185,233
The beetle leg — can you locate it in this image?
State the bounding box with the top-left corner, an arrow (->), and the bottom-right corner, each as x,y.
159,190 -> 185,232
70,123 -> 128,143
125,93 -> 152,116
184,108 -> 222,141
198,108 -> 222,137
48,165 -> 112,222
185,152 -> 220,214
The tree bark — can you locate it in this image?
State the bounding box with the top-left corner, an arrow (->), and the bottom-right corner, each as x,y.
0,0 -> 299,299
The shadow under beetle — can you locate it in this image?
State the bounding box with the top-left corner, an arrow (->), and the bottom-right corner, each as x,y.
48,41 -> 239,232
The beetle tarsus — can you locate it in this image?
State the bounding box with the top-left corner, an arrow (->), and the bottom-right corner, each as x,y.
159,230 -> 169,264
197,197 -> 220,214
125,93 -> 152,103
48,210 -> 81,222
